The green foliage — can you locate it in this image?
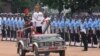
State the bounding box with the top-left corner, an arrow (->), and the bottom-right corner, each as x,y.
0,0 -> 3,12
40,0 -> 68,13
11,0 -> 37,13
40,0 -> 100,13
1,0 -> 100,13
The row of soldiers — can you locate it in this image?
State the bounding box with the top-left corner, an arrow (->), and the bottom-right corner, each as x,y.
50,16 -> 100,49
0,14 -> 25,41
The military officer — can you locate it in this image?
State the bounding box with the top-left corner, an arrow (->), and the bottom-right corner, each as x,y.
4,14 -> 8,40
32,4 -> 44,33
23,8 -> 32,38
1,14 -> 6,40
80,20 -> 88,51
69,18 -> 75,45
64,18 -> 70,41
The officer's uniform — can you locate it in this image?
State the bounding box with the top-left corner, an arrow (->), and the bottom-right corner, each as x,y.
9,17 -> 13,40
69,19 -> 75,42
77,19 -> 82,42
52,18 -> 58,33
87,18 -> 93,43
98,19 -> 100,48
80,22 -> 88,51
12,17 -> 17,40
51,19 -> 56,33
9,17 -> 15,40
21,17 -> 25,30
96,19 -> 100,40
0,16 -> 2,34
3,17 -> 8,40
74,20 -> 80,44
91,20 -> 98,45
58,18 -> 65,40
1,16 -> 6,40
24,14 -> 32,38
6,17 -> 9,39
18,17 -> 23,29
64,19 -> 70,41
68,19 -> 75,45
55,19 -> 60,33
32,12 -> 44,33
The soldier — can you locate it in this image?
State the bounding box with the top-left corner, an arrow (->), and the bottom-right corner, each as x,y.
8,14 -> 13,41
42,14 -> 51,34
4,14 -> 8,40
74,19 -> 80,46
58,16 -> 65,40
1,14 -> 6,40
54,16 -> 59,33
64,18 -> 70,42
32,4 -> 44,33
23,8 -> 32,38
18,16 -> 23,30
10,14 -> 15,41
0,14 -> 1,34
21,16 -> 25,29
87,17 -> 93,44
69,18 -> 75,45
12,14 -> 17,41
98,18 -> 100,48
15,15 -> 20,37
80,20 -> 88,51
17,15 -> 24,37
6,15 -> 10,40
91,18 -> 98,47
51,17 -> 56,33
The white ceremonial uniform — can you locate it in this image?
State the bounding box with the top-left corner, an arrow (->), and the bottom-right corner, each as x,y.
32,12 -> 44,27
43,17 -> 51,34
32,12 -> 44,33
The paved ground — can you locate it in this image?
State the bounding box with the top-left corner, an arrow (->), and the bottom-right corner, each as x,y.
0,40 -> 100,56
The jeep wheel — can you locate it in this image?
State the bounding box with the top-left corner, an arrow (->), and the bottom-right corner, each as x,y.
33,46 -> 39,56
19,45 -> 26,56
59,50 -> 65,56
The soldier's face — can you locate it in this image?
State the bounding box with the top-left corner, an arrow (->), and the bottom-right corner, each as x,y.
35,6 -> 40,12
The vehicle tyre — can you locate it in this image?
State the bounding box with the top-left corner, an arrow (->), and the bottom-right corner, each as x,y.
33,46 -> 39,56
59,50 -> 65,56
19,45 -> 26,56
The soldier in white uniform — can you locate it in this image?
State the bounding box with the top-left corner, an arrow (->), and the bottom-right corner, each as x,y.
42,14 -> 51,34
32,4 -> 44,33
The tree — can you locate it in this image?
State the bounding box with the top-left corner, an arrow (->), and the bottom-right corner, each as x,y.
0,0 -> 3,12
66,0 -> 100,13
11,0 -> 36,13
40,0 -> 67,13
40,0 -> 100,14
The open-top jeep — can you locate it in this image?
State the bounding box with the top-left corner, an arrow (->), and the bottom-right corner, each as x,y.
17,33 -> 66,56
